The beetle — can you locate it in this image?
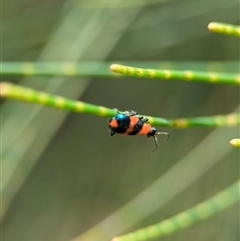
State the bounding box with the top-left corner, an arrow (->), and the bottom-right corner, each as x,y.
108,109 -> 169,153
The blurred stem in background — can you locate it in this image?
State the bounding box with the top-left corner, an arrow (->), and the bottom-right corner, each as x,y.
111,180 -> 240,241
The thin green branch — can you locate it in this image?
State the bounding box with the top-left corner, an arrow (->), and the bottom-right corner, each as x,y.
1,83 -> 239,128
1,62 -> 114,78
0,82 -> 116,118
208,22 -> 240,37
170,114 -> 240,128
110,64 -> 240,85
111,180 -> 240,241
230,138 -> 240,148
1,61 -> 239,78
78,0 -> 170,9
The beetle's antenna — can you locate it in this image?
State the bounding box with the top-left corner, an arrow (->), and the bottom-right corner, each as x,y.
151,132 -> 170,154
157,132 -> 170,141
151,136 -> 158,153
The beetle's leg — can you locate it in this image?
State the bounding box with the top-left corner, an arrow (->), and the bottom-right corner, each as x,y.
110,130 -> 115,136
113,108 -> 120,113
142,117 -> 149,123
129,110 -> 138,116
151,135 -> 158,153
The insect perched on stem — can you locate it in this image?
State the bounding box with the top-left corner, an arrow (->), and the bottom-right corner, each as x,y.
108,109 -> 169,153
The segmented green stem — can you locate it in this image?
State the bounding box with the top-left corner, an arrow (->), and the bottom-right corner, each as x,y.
0,82 -> 116,118
111,180 -> 240,241
208,22 -> 240,37
110,64 -> 240,85
230,139 -> 240,148
1,83 -> 239,128
170,114 -> 240,128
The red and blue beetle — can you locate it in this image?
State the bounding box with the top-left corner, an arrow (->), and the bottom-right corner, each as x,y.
108,109 -> 169,153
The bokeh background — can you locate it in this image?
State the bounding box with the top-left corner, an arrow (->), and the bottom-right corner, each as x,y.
2,0 -> 240,241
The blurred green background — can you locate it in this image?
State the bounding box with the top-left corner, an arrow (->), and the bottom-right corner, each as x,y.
2,0 -> 240,241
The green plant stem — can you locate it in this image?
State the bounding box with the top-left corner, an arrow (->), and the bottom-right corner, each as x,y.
230,138 -> 240,147
1,61 -> 239,77
1,83 -> 239,128
0,82 -> 116,118
1,62 -> 114,78
208,22 -> 240,37
111,180 -> 240,241
110,64 -> 240,85
170,114 -> 240,128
